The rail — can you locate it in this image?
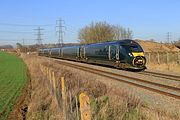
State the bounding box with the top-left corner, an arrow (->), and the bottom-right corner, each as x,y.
139,71 -> 180,82
51,58 -> 180,100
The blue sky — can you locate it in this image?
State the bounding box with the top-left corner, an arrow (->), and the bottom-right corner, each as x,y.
0,0 -> 180,45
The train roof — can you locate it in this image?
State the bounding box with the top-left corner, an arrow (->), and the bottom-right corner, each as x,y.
86,39 -> 139,46
38,39 -> 140,50
50,47 -> 61,49
62,45 -> 80,48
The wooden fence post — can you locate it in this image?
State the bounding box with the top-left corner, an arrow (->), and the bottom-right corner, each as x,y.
52,71 -> 56,95
79,93 -> 91,120
61,76 -> 67,120
166,52 -> 169,64
178,51 -> 180,64
48,69 -> 52,89
75,95 -> 79,120
148,52 -> 151,64
157,52 -> 160,64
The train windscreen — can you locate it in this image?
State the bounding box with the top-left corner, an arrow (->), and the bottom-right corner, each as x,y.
122,45 -> 143,52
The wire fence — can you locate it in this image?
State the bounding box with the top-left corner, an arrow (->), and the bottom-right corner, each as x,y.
144,52 -> 180,64
39,64 -> 91,120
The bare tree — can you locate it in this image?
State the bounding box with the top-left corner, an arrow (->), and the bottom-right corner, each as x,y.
78,22 -> 133,44
78,22 -> 114,44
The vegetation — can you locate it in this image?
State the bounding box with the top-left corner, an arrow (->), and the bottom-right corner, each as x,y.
0,45 -> 13,49
78,21 -> 133,44
16,54 -> 179,120
0,51 -> 27,120
173,40 -> 180,49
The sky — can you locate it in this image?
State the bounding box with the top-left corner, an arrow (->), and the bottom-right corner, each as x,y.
0,0 -> 180,46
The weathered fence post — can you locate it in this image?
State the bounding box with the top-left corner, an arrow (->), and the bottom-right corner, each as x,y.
52,71 -> 56,95
166,52 -> 169,64
79,93 -> 91,120
75,95 -> 80,120
178,51 -> 180,64
148,52 -> 151,64
61,76 -> 67,120
49,69 -> 52,85
157,52 -> 160,64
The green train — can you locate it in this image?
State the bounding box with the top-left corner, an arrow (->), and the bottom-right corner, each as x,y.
38,39 -> 146,70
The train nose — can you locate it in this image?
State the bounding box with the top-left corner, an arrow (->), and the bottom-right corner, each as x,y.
133,56 -> 146,66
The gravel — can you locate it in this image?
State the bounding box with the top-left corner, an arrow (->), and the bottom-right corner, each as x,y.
51,58 -> 180,116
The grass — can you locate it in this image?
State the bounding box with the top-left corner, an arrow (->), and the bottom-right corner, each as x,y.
0,51 -> 27,120
20,54 -> 179,120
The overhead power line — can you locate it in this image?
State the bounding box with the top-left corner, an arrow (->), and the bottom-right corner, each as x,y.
0,30 -> 54,34
0,23 -> 54,27
0,38 -> 35,41
0,30 -> 36,34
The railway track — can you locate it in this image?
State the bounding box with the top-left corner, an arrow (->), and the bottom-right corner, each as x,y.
51,58 -> 180,100
139,71 -> 180,82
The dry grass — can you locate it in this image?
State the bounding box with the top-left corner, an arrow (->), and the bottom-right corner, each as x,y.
21,54 -> 62,120
21,54 -> 179,120
137,40 -> 180,52
147,63 -> 180,73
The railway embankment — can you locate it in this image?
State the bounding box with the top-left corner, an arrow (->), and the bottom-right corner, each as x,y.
14,53 -> 179,120
137,40 -> 180,73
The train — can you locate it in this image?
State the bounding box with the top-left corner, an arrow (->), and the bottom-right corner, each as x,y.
38,39 -> 146,70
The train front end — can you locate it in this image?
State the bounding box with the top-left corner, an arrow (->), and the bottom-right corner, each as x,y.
131,51 -> 146,70
120,40 -> 146,70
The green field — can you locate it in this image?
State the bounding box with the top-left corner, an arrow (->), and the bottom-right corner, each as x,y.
0,51 -> 27,120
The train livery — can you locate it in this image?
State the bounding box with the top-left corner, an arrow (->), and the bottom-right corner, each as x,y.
38,39 -> 146,70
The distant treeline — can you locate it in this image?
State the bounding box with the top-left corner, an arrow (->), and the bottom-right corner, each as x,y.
0,45 -> 13,49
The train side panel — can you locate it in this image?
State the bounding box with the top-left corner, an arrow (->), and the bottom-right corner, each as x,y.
43,49 -> 50,57
50,48 -> 61,58
62,46 -> 80,60
85,43 -> 118,66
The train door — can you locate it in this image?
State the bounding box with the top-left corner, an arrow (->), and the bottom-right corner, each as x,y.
61,49 -> 63,57
119,45 -> 127,62
109,45 -> 117,61
77,47 -> 80,59
59,49 -> 61,57
80,46 -> 85,59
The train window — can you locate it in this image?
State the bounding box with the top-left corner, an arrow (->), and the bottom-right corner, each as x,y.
130,45 -> 143,52
110,45 -> 116,57
122,45 -> 143,52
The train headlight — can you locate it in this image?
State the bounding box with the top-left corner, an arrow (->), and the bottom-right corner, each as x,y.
128,53 -> 133,57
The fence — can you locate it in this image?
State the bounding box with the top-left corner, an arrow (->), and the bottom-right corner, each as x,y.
144,51 -> 180,64
39,64 -> 91,120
